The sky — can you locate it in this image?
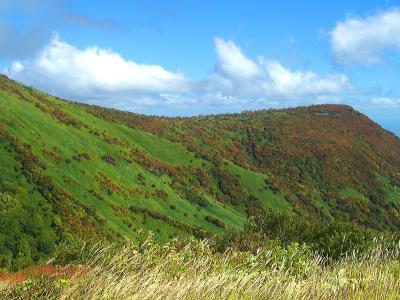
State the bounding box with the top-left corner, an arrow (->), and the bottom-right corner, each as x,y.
0,0 -> 399,136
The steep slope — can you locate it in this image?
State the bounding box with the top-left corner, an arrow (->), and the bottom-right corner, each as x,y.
80,96 -> 400,229
0,76 -> 244,267
0,74 -> 399,268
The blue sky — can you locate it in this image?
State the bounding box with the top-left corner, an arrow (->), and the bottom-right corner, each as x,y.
0,0 -> 399,136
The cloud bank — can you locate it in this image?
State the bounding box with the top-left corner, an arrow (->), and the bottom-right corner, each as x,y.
330,9 -> 400,66
4,36 -> 189,99
4,35 -> 386,114
203,38 -> 353,103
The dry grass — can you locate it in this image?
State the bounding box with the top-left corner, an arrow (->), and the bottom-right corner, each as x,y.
2,237 -> 400,299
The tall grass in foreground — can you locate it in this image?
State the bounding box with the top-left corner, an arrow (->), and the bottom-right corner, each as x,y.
2,235 -> 400,299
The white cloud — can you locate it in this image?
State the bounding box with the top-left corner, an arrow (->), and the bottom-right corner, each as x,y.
8,61 -> 24,73
5,36 -> 380,113
5,35 -> 190,102
330,9 -> 400,66
260,59 -> 352,98
205,38 -> 353,101
214,38 -> 263,80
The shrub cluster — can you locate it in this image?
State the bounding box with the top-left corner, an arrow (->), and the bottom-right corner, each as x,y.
214,208 -> 395,261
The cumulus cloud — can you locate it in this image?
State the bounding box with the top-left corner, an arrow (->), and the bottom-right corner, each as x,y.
4,36 -> 366,114
5,35 -> 190,102
330,9 -> 400,66
205,38 -> 353,101
214,38 -> 263,80
260,59 -> 352,98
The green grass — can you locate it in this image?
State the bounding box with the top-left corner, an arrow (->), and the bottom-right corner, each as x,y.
339,187 -> 368,201
225,161 -> 291,210
0,87 -> 245,242
310,189 -> 332,217
61,101 -> 196,166
375,174 -> 400,205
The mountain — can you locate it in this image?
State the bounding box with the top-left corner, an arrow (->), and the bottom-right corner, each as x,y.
0,74 -> 399,267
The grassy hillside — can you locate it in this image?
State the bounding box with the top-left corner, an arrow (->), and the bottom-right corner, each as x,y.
0,74 -> 400,268
82,100 -> 400,228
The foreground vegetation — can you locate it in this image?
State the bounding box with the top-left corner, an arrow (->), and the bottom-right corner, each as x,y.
1,210 -> 400,299
1,236 -> 400,299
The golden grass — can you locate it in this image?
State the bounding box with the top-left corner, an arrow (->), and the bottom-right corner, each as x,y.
2,238 -> 400,299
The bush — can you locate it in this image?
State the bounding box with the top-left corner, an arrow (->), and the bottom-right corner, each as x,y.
214,208 -> 389,261
0,254 -> 11,268
205,215 -> 225,228
252,208 -> 320,245
312,222 -> 376,260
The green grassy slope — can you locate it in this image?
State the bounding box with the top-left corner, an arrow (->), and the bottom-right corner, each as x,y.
0,76 -> 247,268
0,75 -> 400,268
83,100 -> 400,230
